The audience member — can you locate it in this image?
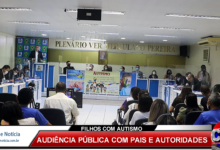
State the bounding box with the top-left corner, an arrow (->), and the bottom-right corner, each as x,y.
169,86 -> 192,112
200,85 -> 211,111
44,82 -> 79,125
149,70 -> 158,79
63,61 -> 75,74
176,93 -> 203,123
120,66 -> 125,72
0,65 -> 10,81
146,99 -> 169,125
187,73 -> 201,91
120,87 -> 141,110
130,95 -> 153,125
103,65 -> 109,71
155,113 -> 177,125
175,73 -> 183,85
18,88 -> 51,125
164,69 -> 174,80
8,67 -> 20,80
197,65 -> 211,87
133,65 -> 143,78
194,92 -> 220,125
123,90 -> 149,125
1,101 -> 36,125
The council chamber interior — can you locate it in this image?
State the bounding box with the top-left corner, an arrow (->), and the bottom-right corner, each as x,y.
0,0 -> 220,126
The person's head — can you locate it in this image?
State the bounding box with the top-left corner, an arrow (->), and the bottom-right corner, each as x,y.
23,66 -> 29,73
35,46 -> 40,52
201,65 -> 206,72
56,82 -> 66,93
185,93 -> 199,108
2,65 -> 10,73
89,64 -> 94,70
179,86 -> 192,100
18,88 -> 33,106
104,65 -> 108,71
130,87 -> 141,100
152,70 -> 157,75
66,61 -> 71,67
13,67 -> 19,75
122,73 -> 132,87
185,72 -> 191,77
138,95 -> 153,113
1,101 -> 23,125
148,99 -> 169,122
120,66 -> 125,72
200,85 -> 211,96
138,90 -> 149,100
166,69 -> 172,75
208,92 -> 220,110
135,65 -> 140,71
187,73 -> 194,82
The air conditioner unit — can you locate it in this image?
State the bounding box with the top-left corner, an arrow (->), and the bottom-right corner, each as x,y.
198,38 -> 220,46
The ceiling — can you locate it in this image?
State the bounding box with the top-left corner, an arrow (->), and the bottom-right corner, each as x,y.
0,0 -> 220,45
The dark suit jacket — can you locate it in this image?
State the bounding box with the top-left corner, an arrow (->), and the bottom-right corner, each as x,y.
0,69 -> 10,82
29,51 -> 43,62
8,70 -> 20,80
193,78 -> 201,91
63,66 -> 75,74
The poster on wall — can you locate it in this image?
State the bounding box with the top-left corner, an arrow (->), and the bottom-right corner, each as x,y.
98,51 -> 108,65
84,71 -> 120,95
66,70 -> 85,92
16,37 -> 48,65
119,72 -> 137,96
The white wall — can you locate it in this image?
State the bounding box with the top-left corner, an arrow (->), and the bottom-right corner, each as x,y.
0,32 -> 15,68
185,44 -> 220,88
49,62 -> 186,86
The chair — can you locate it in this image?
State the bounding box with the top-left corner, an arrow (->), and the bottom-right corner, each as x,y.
128,109 -> 138,124
124,100 -> 138,114
116,109 -> 124,125
39,108 -> 66,125
156,113 -> 177,125
184,111 -> 202,125
0,93 -> 17,103
135,118 -> 148,125
174,103 -> 186,118
0,102 -> 4,123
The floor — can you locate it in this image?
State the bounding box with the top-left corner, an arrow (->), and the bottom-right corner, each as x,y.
38,97 -> 122,125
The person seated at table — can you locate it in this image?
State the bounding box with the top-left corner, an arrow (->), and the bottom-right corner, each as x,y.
145,99 -> 170,125
63,61 -> 75,74
123,90 -> 149,125
164,69 -> 174,80
130,95 -> 153,125
8,67 -> 20,80
175,73 -> 183,85
0,65 -> 10,81
103,65 -> 109,71
176,93 -> 203,124
194,92 -> 220,125
149,70 -> 158,79
120,87 -> 141,110
119,73 -> 133,95
89,64 -> 94,71
18,88 -> 51,125
120,66 -> 125,72
19,66 -> 30,78
169,86 -> 192,112
200,85 -> 211,111
44,82 -> 79,125
133,65 -> 143,79
187,73 -> 201,91
183,72 -> 191,86
1,101 -> 36,125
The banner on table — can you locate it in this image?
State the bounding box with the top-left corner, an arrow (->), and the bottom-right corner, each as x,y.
66,70 -> 85,92
84,71 -> 120,95
119,72 -> 137,96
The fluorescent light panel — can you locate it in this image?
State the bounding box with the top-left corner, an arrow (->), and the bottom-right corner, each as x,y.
79,24 -> 121,27
65,9 -> 125,15
163,40 -> 168,42
151,26 -> 195,31
87,32 -> 119,35
42,34 -> 47,36
0,7 -> 32,11
8,21 -> 49,25
144,35 -> 176,38
31,29 -> 64,32
121,38 -> 125,39
166,14 -> 220,20
140,41 -> 144,43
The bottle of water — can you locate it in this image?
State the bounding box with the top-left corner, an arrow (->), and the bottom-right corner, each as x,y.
34,74 -> 37,79
2,77 -> 6,84
21,74 -> 24,83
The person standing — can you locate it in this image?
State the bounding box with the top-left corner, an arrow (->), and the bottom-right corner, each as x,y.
133,65 -> 143,78
0,65 -> 10,81
197,65 -> 211,87
29,45 -> 43,62
63,61 -> 75,74
149,70 -> 158,79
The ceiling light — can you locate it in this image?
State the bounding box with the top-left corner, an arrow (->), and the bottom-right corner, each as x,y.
79,24 -> 121,27
31,29 -> 64,32
151,26 -> 195,31
42,34 -> 47,36
121,38 -> 125,40
8,21 -> 49,25
81,36 -> 85,38
66,38 -> 71,40
0,7 -> 32,11
65,9 -> 125,15
90,39 -> 106,42
163,40 -> 168,42
144,35 -> 176,38
87,32 -> 119,35
166,14 -> 220,20
140,41 -> 144,43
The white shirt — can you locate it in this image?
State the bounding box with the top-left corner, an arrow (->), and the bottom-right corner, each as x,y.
18,118 -> 36,125
129,111 -> 150,125
35,51 -> 38,63
44,93 -> 79,125
123,103 -> 138,125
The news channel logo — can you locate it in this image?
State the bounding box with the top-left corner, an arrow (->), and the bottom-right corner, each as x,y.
212,122 -> 220,146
